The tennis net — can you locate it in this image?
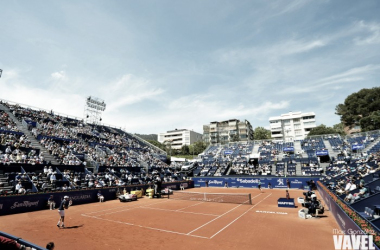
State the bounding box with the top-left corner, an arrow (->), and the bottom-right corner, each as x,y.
169,191 -> 252,205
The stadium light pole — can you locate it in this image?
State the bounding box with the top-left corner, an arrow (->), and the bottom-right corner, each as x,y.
84,96 -> 106,125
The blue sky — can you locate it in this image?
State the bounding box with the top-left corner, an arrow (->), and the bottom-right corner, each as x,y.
1,0 -> 379,134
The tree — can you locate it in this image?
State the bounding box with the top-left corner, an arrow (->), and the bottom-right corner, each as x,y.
332,123 -> 346,136
253,127 -> 271,140
359,111 -> 380,132
230,134 -> 240,142
146,140 -> 166,151
181,145 -> 190,155
335,87 -> 380,131
307,124 -> 336,137
189,141 -> 208,155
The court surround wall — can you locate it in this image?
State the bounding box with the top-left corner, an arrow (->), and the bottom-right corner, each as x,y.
193,176 -> 320,189
317,181 -> 380,250
0,181 -> 193,216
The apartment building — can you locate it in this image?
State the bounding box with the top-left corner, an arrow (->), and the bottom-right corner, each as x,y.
158,129 -> 203,149
203,119 -> 254,144
269,111 -> 316,142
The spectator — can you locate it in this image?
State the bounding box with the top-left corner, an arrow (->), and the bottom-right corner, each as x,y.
0,235 -> 32,250
97,191 -> 104,202
15,181 -> 22,193
18,186 -> 26,194
50,173 -> 56,184
48,195 -> 55,210
46,242 -> 55,250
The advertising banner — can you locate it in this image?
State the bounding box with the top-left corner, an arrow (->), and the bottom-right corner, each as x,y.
316,150 -> 329,156
283,147 -> 294,152
0,181 -> 193,216
193,177 -> 319,189
352,144 -> 364,150
278,198 -> 295,208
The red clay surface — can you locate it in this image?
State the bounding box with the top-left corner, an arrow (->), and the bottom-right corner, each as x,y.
0,188 -> 340,250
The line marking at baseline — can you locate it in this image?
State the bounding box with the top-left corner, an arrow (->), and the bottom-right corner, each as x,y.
140,206 -> 219,216
82,214 -> 209,239
83,199 -> 173,216
209,193 -> 272,239
100,199 -> 173,216
83,199 -> 159,215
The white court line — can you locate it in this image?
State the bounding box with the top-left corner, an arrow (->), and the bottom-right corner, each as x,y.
186,192 -> 263,235
140,206 -> 219,217
100,199 -> 174,216
84,201 -> 149,215
176,201 -> 204,211
187,204 -> 243,235
80,192 -> 267,240
83,199 -> 172,216
82,214 -> 209,239
209,193 -> 272,239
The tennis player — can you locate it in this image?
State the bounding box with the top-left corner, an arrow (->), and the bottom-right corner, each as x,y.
57,196 -> 72,228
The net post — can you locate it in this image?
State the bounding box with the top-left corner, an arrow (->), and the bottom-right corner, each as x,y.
249,193 -> 252,205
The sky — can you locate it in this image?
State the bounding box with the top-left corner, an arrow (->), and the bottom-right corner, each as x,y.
1,0 -> 379,134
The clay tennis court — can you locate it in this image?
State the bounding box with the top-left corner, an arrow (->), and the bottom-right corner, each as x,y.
0,188 -> 339,250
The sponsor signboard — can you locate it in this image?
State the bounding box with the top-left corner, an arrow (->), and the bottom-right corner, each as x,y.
316,150 -> 329,156
193,177 -> 319,189
283,147 -> 294,152
277,198 -> 295,208
352,144 -> 364,150
0,181 -> 192,216
10,200 -> 39,210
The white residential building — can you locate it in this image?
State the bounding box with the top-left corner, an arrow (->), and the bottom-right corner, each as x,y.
269,111 -> 316,142
158,129 -> 203,149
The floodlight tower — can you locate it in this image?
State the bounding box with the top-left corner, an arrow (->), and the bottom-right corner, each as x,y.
84,96 -> 106,125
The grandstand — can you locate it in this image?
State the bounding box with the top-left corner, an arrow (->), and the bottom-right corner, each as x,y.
0,99 -> 187,197
1,98 -> 380,250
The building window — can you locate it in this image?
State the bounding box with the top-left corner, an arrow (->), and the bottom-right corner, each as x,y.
303,121 -> 315,126
302,116 -> 315,120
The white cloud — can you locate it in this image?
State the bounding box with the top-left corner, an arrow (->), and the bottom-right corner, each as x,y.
102,74 -> 164,112
0,71 -> 84,118
353,21 -> 380,45
284,40 -> 327,55
217,38 -> 328,66
280,64 -> 380,95
274,0 -> 312,15
51,71 -> 66,80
